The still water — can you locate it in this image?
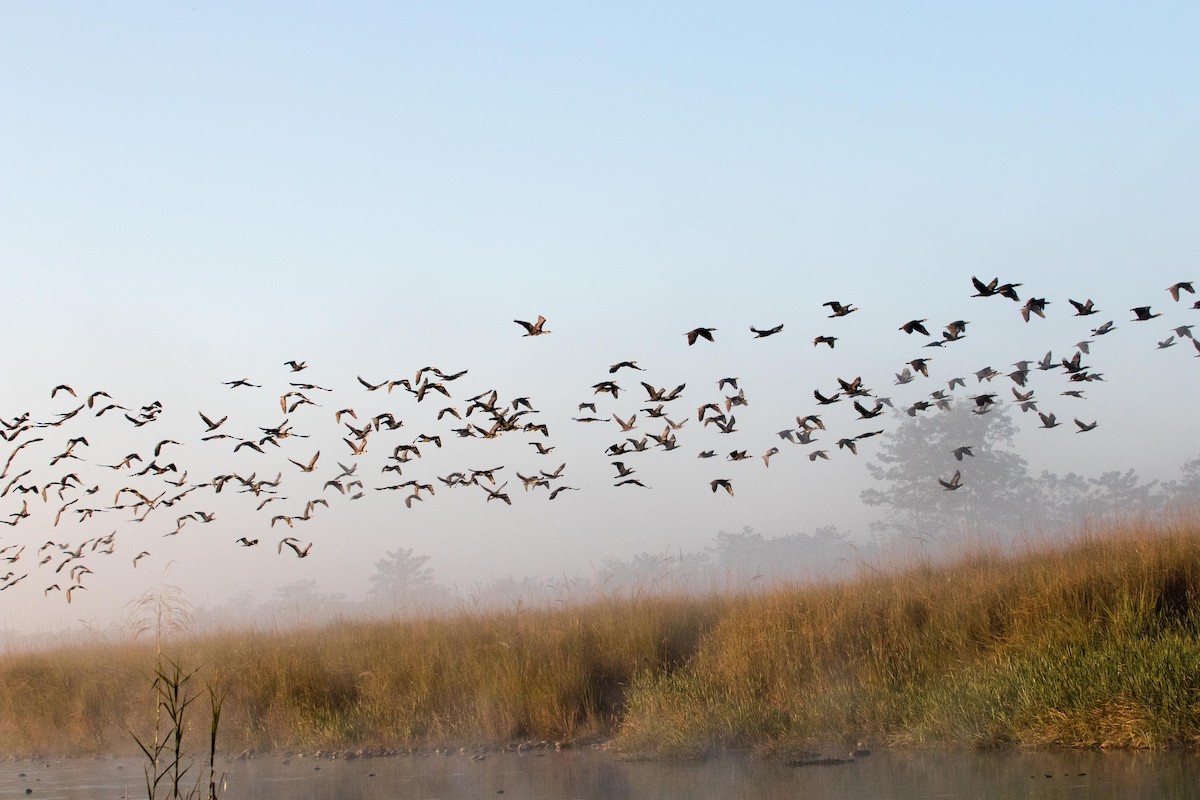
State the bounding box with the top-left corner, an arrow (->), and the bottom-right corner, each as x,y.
2,748 -> 1198,800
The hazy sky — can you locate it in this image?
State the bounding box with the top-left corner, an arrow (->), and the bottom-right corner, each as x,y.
2,3 -> 1198,635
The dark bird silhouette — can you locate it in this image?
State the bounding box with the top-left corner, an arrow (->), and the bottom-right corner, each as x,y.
939,470 -> 963,491
710,479 -> 734,496
1168,282 -> 1195,301
514,315 -> 550,336
684,327 -> 717,345
609,361 -> 643,373
279,537 -> 312,557
824,301 -> 857,317
198,411 -> 227,431
750,324 -> 784,337
952,446 -> 974,461
612,462 -> 636,478
1131,306 -> 1161,321
1069,298 -> 1099,316
814,336 -> 837,348
615,478 -> 648,488
813,389 -> 841,405
900,319 -> 930,335
942,320 -> 969,341
1021,298 -> 1049,321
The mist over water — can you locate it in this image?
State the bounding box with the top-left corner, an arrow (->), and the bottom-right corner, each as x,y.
2,749 -> 1197,800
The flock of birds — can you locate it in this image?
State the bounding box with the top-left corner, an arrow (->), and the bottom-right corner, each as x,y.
1,279 -> 1197,603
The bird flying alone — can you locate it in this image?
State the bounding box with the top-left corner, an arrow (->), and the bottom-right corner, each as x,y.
684,327 -> 717,345
514,315 -> 550,336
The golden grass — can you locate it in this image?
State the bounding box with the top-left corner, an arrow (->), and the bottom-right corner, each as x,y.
618,509 -> 1200,754
2,511 -> 1199,757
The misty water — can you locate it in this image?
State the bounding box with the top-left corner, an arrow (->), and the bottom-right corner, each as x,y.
2,748 -> 1198,800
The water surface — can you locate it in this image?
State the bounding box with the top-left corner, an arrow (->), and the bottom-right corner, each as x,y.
2,747 -> 1198,799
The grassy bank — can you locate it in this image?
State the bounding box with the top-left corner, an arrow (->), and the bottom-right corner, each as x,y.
2,513 -> 1200,757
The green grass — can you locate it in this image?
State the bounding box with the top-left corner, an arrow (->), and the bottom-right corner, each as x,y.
2,512 -> 1200,757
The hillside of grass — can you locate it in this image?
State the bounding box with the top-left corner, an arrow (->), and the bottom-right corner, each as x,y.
1,513 -> 1199,757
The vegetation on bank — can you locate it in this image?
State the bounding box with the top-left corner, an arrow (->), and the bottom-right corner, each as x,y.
1,513 -> 1199,757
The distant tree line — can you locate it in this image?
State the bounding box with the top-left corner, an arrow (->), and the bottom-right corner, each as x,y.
179,408 -> 1199,631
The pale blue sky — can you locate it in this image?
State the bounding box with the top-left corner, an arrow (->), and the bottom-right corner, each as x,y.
1,3 -> 1198,634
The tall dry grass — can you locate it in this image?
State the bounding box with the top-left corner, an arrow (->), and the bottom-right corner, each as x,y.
1,511 -> 1199,757
0,593 -> 721,755
618,510 -> 1200,754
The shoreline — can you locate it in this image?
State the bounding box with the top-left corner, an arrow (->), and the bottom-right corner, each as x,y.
3,514 -> 1200,758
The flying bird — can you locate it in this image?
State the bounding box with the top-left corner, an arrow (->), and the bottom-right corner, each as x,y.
1069,298 -> 1099,316
514,315 -> 551,336
710,479 -> 734,496
939,470 -> 963,491
1168,282 -> 1195,301
1131,306 -> 1161,321
684,327 -> 717,345
824,301 -> 857,317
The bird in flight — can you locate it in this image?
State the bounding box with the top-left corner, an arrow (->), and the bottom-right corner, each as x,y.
1069,298 -> 1099,316
939,470 -> 963,491
514,315 -> 550,336
824,301 -> 857,317
710,479 -> 734,496
1131,306 -> 1161,321
1168,282 -> 1195,301
684,327 -> 717,345
750,324 -> 784,337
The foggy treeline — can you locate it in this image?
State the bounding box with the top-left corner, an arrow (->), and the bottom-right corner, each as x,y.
175,406 -> 1200,631
13,406 -> 1196,642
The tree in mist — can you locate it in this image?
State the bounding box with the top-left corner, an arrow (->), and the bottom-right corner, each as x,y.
709,524 -> 860,581
1163,455 -> 1200,507
1034,468 -> 1164,529
594,550 -> 713,592
267,579 -> 348,624
861,404 -> 1039,541
367,547 -> 443,613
